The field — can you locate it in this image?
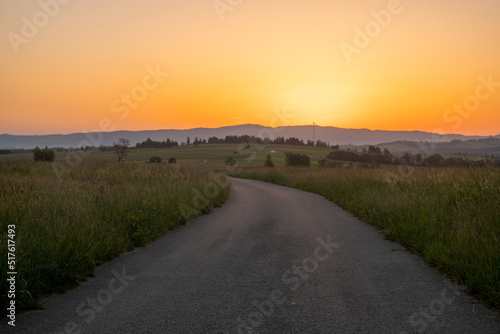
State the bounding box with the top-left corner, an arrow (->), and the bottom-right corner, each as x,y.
237,166 -> 500,308
0,144 -> 333,169
1,144 -> 499,312
0,161 -> 230,313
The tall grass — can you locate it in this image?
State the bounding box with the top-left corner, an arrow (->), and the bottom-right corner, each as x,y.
238,166 -> 500,308
0,161 -> 229,313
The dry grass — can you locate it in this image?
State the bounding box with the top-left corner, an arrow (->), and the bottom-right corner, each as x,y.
238,166 -> 500,308
0,161 -> 229,313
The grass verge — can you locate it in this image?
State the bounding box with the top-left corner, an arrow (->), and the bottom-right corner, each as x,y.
0,161 -> 229,314
237,166 -> 500,309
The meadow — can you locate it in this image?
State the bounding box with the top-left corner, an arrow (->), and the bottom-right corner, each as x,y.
0,144 -> 333,169
237,166 -> 500,309
0,161 -> 230,313
1,144 -> 499,313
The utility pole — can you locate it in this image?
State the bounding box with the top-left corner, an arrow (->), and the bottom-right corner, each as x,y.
313,122 -> 316,145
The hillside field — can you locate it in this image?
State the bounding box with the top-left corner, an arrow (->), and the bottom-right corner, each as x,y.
0,144 -> 334,169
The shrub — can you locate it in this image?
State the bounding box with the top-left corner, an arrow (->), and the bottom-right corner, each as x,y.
33,146 -> 55,162
285,152 -> 310,167
149,156 -> 162,163
225,156 -> 236,166
168,157 -> 177,164
327,160 -> 343,168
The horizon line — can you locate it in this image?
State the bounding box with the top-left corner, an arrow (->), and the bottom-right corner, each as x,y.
1,123 -> 499,138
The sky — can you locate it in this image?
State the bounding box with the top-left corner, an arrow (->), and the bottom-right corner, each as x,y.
0,0 -> 499,136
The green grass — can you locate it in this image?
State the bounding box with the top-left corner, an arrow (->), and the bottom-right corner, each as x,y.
237,166 -> 500,309
2,145 -> 498,311
0,161 -> 230,314
0,144 -> 333,168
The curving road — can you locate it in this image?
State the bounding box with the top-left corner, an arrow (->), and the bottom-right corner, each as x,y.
2,178 -> 499,333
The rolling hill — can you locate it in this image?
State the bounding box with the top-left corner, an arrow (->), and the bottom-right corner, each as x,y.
1,125 -> 498,150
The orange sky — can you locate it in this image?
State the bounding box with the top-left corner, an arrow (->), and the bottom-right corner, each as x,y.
1,0 -> 499,136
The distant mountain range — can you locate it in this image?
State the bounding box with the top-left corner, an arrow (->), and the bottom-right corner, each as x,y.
1,124 -> 499,150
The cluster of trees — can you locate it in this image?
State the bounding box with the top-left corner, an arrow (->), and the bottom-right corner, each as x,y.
189,137 -> 206,145
327,145 -> 394,165
285,152 -> 311,167
206,135 -> 339,148
324,146 -> 500,167
135,138 -> 179,149
33,146 -> 55,162
400,152 -> 500,167
208,135 -> 262,144
273,137 -> 306,146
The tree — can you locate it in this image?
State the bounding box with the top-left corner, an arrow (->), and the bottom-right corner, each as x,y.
318,158 -> 327,167
368,145 -> 382,155
264,154 -> 274,167
186,136 -> 191,145
113,138 -> 130,162
168,157 -> 177,164
33,146 -> 55,162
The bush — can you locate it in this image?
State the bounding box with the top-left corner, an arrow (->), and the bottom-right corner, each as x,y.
149,156 -> 162,163
285,152 -> 310,167
327,160 -> 343,168
168,157 -> 177,164
33,146 -> 55,162
225,156 -> 236,166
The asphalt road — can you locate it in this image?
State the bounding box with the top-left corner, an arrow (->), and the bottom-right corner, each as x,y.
2,177 -> 499,333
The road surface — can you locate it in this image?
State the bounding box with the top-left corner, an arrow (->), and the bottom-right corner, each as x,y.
2,178 -> 499,333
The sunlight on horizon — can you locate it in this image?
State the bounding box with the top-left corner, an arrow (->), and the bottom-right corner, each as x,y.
0,0 -> 499,136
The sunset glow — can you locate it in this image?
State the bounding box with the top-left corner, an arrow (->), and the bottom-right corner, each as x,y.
1,0 -> 499,135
